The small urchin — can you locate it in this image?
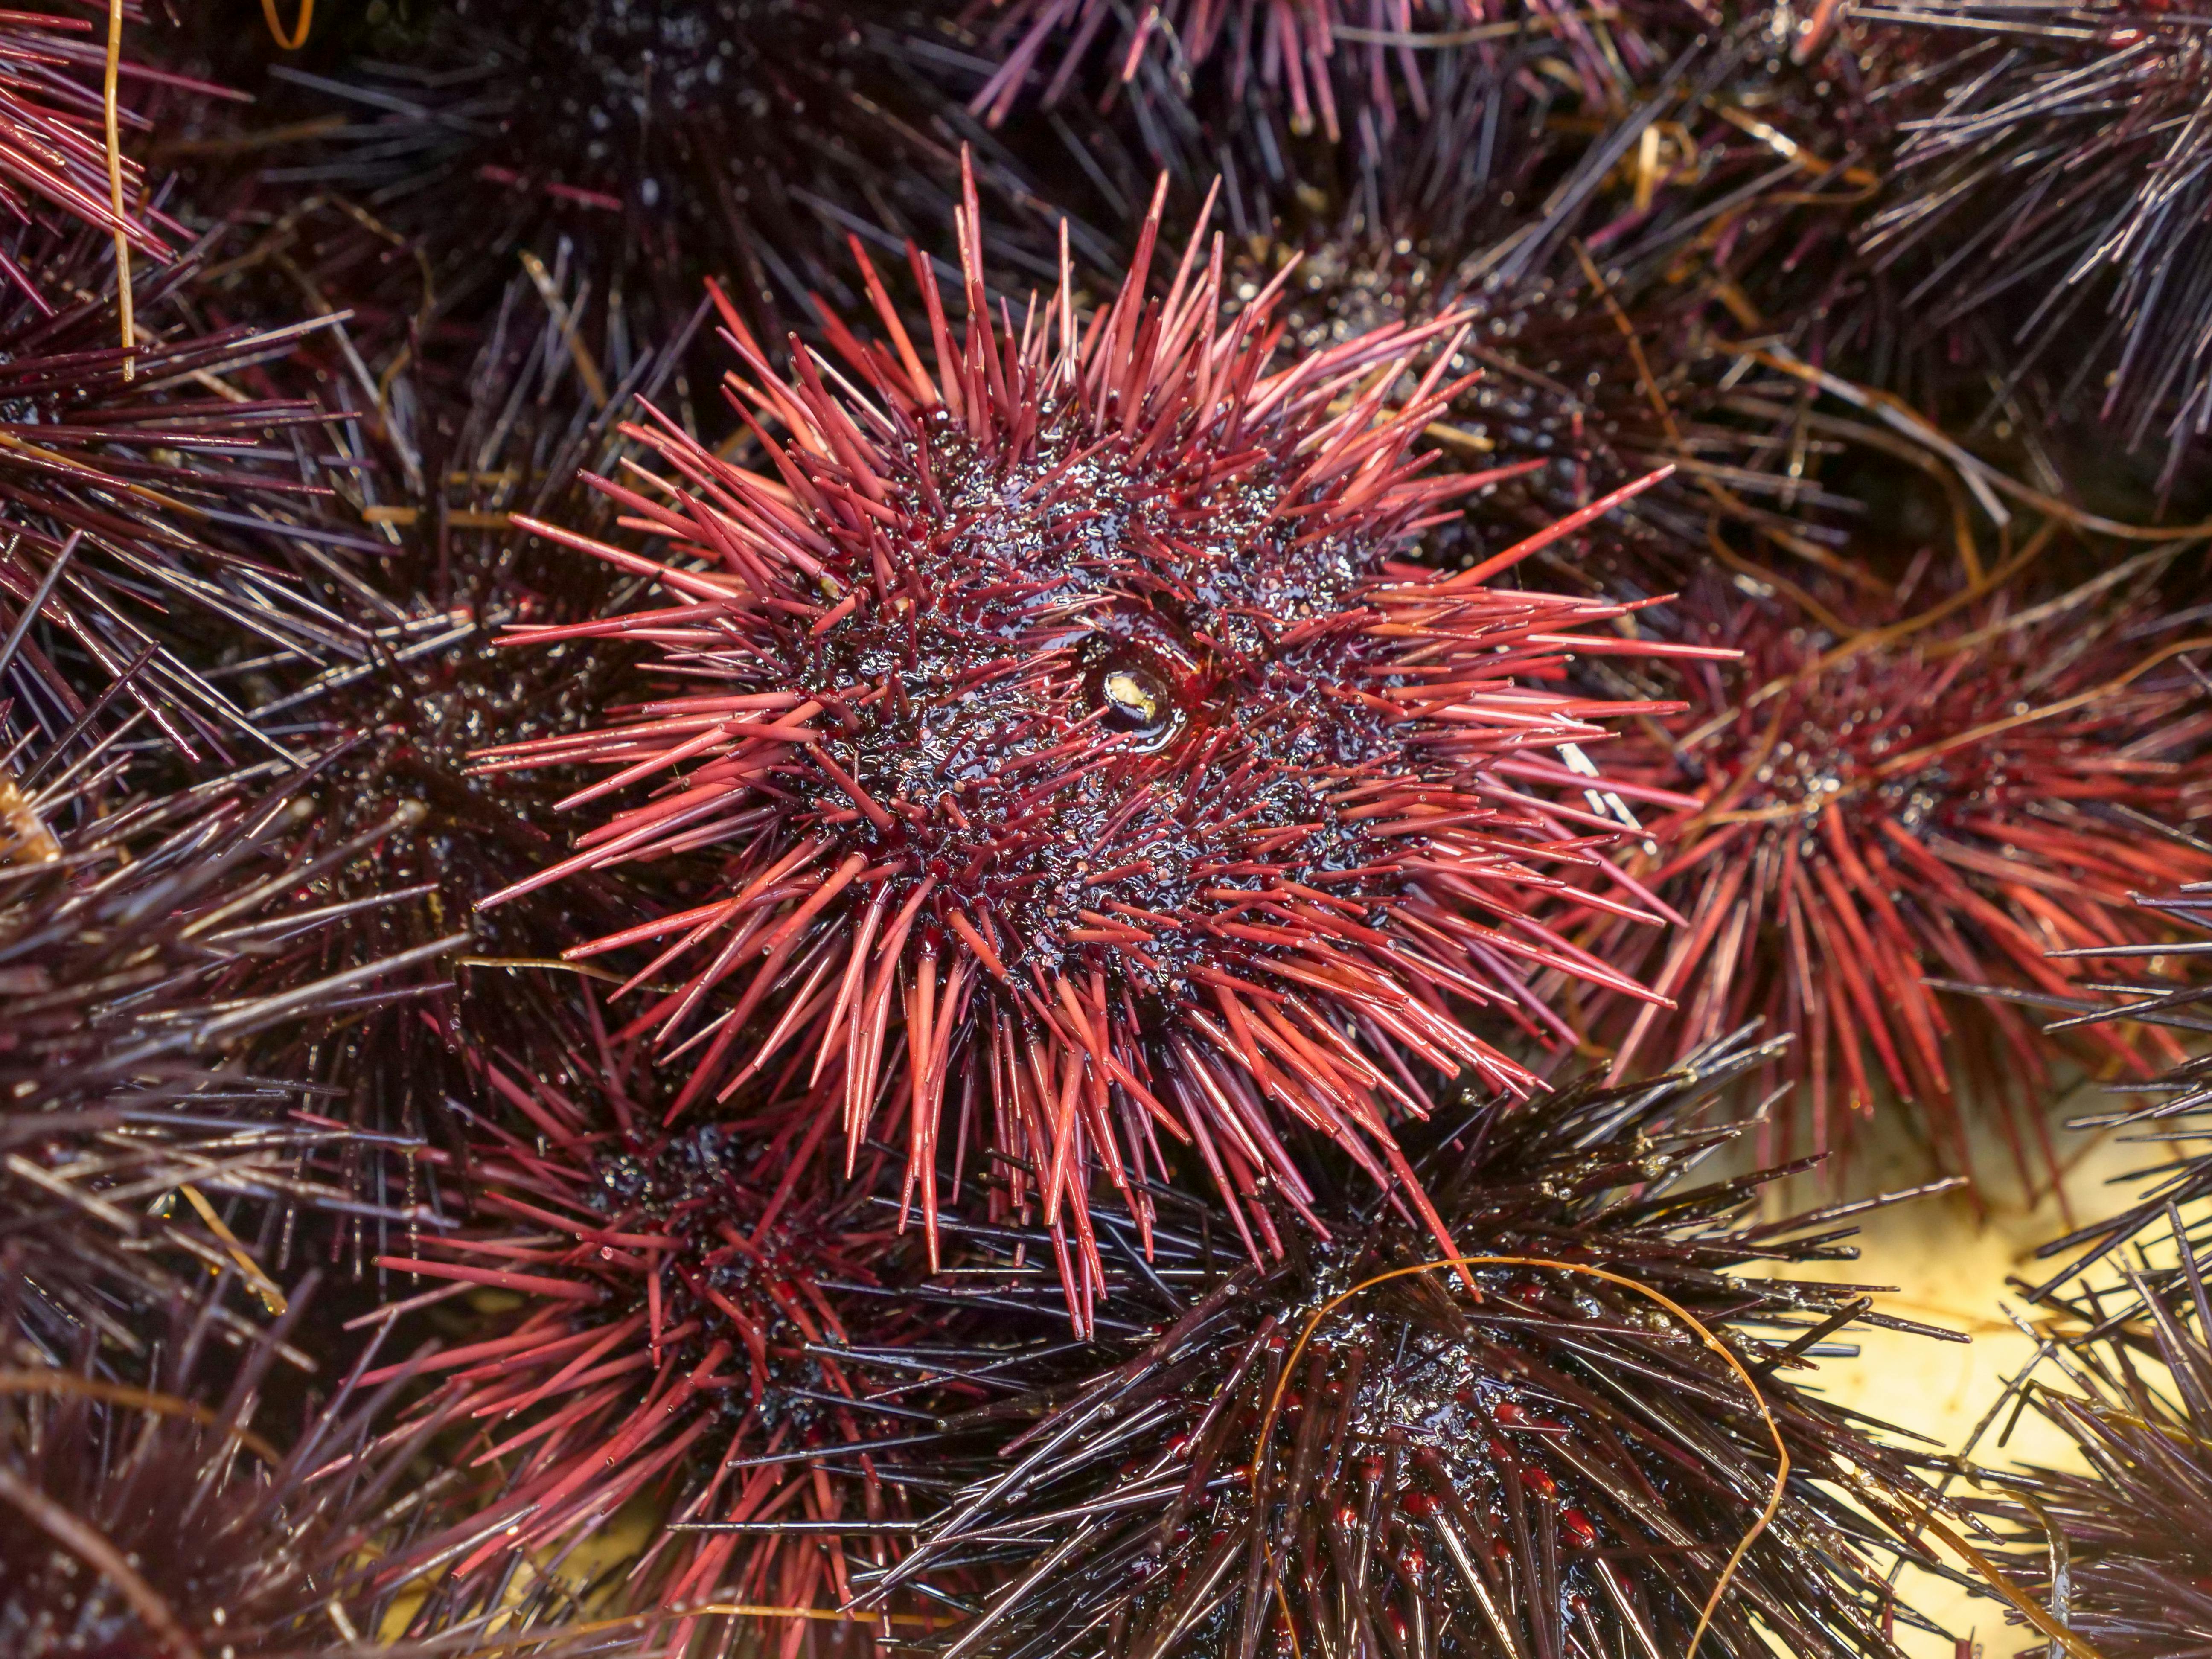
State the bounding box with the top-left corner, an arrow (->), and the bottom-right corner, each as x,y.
478,161 -> 1719,1323
373,1022 -> 950,1655
1570,572 -> 2212,1186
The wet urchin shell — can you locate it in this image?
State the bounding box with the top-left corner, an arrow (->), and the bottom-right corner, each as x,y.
472,162 -> 1721,1324
859,1030 -> 1961,1659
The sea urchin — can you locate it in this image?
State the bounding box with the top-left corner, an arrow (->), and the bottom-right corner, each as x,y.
477,163 -> 1716,1324
1574,573 -> 2212,1185
867,1031 -> 1959,1659
373,1022 -> 947,1656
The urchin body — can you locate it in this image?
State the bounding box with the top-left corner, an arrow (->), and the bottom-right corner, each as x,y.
483,172 -> 1706,1321
376,1045 -> 935,1650
872,1035 -> 1939,1659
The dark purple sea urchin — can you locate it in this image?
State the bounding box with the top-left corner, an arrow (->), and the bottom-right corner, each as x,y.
238,0 -> 1112,342
966,0 -> 1682,148
0,1276 -> 445,1659
1,576 -> 459,1362
474,163 -> 1723,1323
1970,1237 -> 2212,1659
1860,1 -> 2212,489
864,1031 -> 1961,1659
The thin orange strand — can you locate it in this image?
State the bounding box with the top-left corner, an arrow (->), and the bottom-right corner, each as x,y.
260,0 -> 314,49
102,0 -> 132,378
1254,1255 -> 1790,1659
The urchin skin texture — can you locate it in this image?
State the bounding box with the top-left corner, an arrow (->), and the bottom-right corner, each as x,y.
866,1033 -> 1951,1659
1570,575 -> 2212,1183
480,166 -> 1718,1326
373,1030 -> 946,1658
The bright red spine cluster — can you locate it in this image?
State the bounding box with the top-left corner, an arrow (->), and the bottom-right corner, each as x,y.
477,165 -> 1714,1328
1578,583 -> 2212,1182
373,1028 -> 919,1656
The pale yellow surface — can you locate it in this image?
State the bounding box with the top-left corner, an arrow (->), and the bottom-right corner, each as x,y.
1765,1074 -> 2182,1659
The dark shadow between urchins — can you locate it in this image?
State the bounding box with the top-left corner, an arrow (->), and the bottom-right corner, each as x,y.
865,1030 -> 1964,1659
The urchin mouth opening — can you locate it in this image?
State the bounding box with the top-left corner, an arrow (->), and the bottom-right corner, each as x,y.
1087,655 -> 1186,753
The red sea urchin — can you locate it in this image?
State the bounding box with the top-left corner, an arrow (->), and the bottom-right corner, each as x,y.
1572,574 -> 2212,1184
372,1025 -> 946,1656
475,165 -> 1717,1322
966,0 -> 1679,148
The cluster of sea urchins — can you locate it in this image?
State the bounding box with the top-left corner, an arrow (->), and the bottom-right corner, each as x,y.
9,3 -> 2212,1659
472,170 -> 1735,1328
